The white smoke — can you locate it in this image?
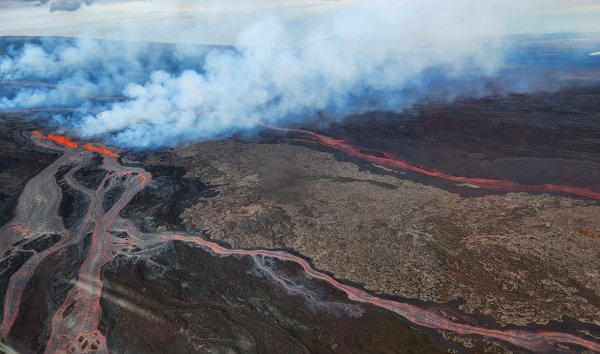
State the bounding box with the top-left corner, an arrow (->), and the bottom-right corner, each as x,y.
1,1 -> 526,147
81,0 -> 510,147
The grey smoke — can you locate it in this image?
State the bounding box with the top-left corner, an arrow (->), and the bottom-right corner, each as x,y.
20,0 -> 93,12
0,1 -> 539,147
50,0 -> 84,12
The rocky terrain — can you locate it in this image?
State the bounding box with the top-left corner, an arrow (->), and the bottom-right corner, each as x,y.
155,138 -> 600,327
1,86 -> 600,354
132,88 -> 600,329
0,116 -> 455,353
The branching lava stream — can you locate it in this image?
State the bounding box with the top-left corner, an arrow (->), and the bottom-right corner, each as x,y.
0,131 -> 599,353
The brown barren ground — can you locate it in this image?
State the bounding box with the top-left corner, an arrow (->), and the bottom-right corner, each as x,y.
137,89 -> 600,327
159,139 -> 600,326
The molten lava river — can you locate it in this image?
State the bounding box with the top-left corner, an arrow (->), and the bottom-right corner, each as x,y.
0,131 -> 599,353
267,126 -> 600,200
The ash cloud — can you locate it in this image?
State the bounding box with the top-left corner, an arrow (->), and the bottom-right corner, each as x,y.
0,0 -> 569,147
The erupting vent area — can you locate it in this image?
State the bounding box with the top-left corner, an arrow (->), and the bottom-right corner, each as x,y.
47,134 -> 78,149
33,131 -> 120,158
83,144 -> 120,158
0,129 -> 597,353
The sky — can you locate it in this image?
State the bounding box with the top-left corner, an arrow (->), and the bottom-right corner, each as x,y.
1,0 -> 599,147
0,0 -> 599,45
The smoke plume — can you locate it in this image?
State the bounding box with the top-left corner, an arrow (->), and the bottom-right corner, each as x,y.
0,1 -> 560,147
16,0 -> 94,12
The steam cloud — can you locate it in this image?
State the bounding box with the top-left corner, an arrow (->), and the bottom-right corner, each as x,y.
1,1 -> 529,147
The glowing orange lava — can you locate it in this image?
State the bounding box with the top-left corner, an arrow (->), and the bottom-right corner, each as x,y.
32,131 -> 120,158
46,134 -> 78,148
83,144 -> 120,158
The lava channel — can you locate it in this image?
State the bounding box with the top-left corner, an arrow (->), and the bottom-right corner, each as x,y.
266,126 -> 600,200
83,144 -> 120,158
0,129 -> 597,353
33,131 -> 120,158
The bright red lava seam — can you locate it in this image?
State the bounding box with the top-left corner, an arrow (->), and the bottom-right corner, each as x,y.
266,126 -> 600,201
33,131 -> 120,158
46,134 -> 78,149
83,144 -> 120,158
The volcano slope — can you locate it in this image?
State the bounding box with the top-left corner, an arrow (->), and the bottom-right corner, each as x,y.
0,115 -> 451,353
6,118 -> 597,353
1,88 -> 600,354
135,87 -> 600,333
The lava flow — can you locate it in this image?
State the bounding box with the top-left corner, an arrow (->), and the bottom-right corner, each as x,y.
83,144 -> 120,158
47,134 -> 78,149
0,130 -> 599,353
33,131 -> 119,158
265,126 -> 600,200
